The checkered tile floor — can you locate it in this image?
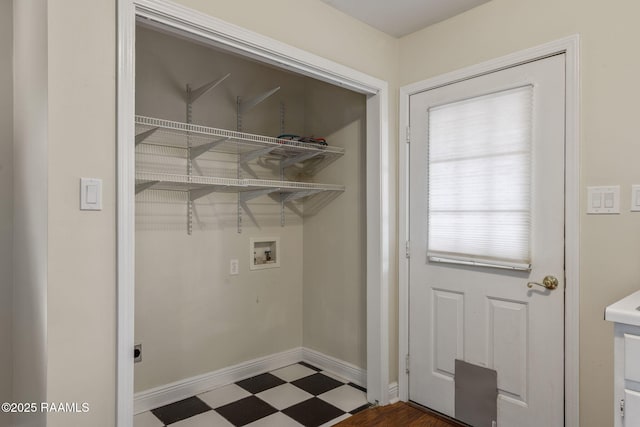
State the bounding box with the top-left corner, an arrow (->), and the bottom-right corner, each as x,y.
134,362 -> 370,427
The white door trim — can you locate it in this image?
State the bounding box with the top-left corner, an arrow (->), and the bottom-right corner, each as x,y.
398,35 -> 580,427
116,0 -> 391,425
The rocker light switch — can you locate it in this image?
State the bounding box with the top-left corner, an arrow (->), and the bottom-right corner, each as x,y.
587,186 -> 619,214
86,184 -> 98,204
80,178 -> 103,211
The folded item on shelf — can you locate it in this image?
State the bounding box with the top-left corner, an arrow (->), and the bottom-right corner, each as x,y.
276,133 -> 328,146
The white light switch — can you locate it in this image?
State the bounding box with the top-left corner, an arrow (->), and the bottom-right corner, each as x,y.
80,178 -> 102,211
587,186 -> 620,214
632,185 -> 640,212
604,192 -> 614,208
86,184 -> 98,204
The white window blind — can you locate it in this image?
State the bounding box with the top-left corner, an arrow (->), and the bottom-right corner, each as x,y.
427,85 -> 533,270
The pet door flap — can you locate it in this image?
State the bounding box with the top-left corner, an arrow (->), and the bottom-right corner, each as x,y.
455,359 -> 498,427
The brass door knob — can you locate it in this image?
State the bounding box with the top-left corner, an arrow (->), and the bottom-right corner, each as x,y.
527,275 -> 559,290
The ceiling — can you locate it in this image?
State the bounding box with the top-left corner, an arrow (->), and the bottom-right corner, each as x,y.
320,0 -> 490,38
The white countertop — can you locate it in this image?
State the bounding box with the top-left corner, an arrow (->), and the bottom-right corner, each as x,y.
605,290 -> 640,326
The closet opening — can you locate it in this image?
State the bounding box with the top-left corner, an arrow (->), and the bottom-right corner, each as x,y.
118,4 -> 390,424
118,1 -> 390,419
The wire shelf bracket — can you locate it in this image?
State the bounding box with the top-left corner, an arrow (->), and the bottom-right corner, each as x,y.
238,87 -> 281,115
239,188 -> 281,203
236,86 -> 279,232
238,200 -> 259,229
135,127 -> 159,146
135,180 -> 159,194
189,186 -> 224,201
187,73 -> 231,104
281,151 -> 322,168
281,189 -> 324,203
240,146 -> 278,164
185,74 -> 231,234
190,137 -> 230,160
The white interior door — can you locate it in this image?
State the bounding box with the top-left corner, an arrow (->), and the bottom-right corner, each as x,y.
408,54 -> 565,427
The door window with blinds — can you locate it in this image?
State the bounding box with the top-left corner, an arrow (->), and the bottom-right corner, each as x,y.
427,85 -> 533,270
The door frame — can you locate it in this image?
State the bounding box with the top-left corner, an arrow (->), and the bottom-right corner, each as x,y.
398,35 -> 580,426
116,0 -> 391,425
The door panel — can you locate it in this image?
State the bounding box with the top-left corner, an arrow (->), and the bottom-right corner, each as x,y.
433,289 -> 464,376
487,297 -> 528,401
408,54 -> 565,427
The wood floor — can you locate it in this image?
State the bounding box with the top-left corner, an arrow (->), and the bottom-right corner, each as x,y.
336,402 -> 464,427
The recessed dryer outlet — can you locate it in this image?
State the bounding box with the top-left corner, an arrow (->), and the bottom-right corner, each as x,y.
134,344 -> 142,363
250,237 -> 280,270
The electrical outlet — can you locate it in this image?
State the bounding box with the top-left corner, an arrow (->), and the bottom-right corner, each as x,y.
230,259 -> 239,275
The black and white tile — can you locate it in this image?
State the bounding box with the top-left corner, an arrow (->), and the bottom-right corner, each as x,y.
134,362 -> 370,427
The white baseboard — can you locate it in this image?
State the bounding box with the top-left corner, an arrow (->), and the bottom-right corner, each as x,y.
301,347 -> 367,387
134,347 -> 397,414
388,381 -> 399,403
134,347 -> 303,414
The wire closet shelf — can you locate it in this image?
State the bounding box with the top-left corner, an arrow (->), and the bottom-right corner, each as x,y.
135,115 -> 344,173
134,116 -> 345,201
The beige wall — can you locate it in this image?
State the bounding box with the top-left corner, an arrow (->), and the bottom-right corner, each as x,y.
400,0 -> 640,425
12,0 -> 48,426
302,79 -> 367,368
14,2 -> 116,425
45,0 -> 116,425
177,0 -> 400,84
0,1 -> 12,426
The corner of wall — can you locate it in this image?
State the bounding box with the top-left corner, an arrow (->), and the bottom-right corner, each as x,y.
0,1 -> 13,425
11,0 -> 48,425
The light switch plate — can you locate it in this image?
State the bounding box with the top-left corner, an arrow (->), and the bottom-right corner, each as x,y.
632,185 -> 640,212
587,185 -> 620,214
80,178 -> 103,211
